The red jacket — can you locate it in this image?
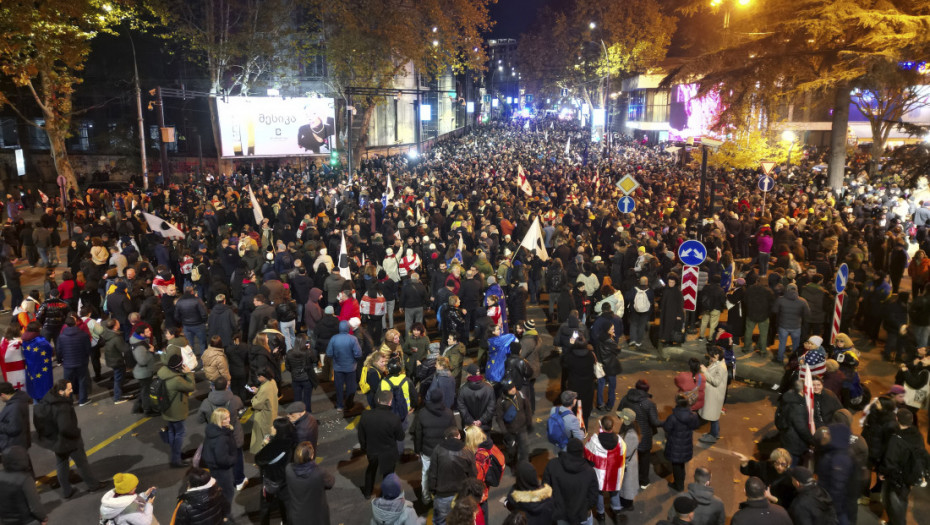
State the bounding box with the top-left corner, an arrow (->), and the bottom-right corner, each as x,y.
338,297 -> 360,323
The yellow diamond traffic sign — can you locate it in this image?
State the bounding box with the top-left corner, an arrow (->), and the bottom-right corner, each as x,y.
616,174 -> 640,195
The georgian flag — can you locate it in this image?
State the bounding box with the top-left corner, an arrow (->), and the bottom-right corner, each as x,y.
593,170 -> 601,191
803,365 -> 816,434
38,190 -> 49,204
142,212 -> 185,240
248,185 -> 264,225
0,338 -> 25,391
338,233 -> 352,281
519,217 -> 549,261
516,164 -> 533,196
382,173 -> 395,210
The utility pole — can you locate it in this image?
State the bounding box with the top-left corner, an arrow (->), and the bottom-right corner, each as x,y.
155,87 -> 170,185
129,35 -> 148,189
698,145 -> 709,227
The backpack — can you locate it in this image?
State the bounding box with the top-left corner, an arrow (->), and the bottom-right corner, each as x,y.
191,264 -> 202,282
483,445 -> 506,487
32,399 -> 57,443
633,288 -> 650,313
124,341 -> 140,369
382,377 -> 409,419
359,365 -> 378,395
684,375 -> 703,406
148,375 -> 173,414
547,407 -> 572,449
546,267 -> 563,291
774,402 -> 790,432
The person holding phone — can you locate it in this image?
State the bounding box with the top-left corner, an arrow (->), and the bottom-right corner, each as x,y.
98,472 -> 157,525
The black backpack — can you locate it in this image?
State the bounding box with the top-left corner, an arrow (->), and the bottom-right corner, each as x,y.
32,399 -> 57,443
774,402 -> 790,432
148,375 -> 173,414
381,377 -> 409,420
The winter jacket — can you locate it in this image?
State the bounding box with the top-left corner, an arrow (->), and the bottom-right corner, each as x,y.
370,495 -> 420,525
662,405 -> 701,463
101,329 -> 129,369
879,425 -> 930,490
57,325 -> 90,369
699,361 -> 727,422
772,286 -> 810,329
815,423 -> 857,524
666,482 -> 725,525
358,405 -> 405,459
744,284 -> 776,322
788,481 -> 837,525
457,376 -> 496,427
202,423 -> 237,471
674,372 -> 705,412
494,390 -> 533,435
206,303 -> 238,347
172,479 -> 227,525
0,447 -> 46,525
412,396 -> 456,456
543,450 -> 599,524
326,321 -> 362,373
225,343 -> 250,381
800,283 -> 829,324
197,389 -> 245,447
156,366 -> 195,423
98,490 -> 153,525
34,390 -> 83,454
505,484 -> 554,525
36,298 -> 69,334
248,303 -> 277,342
174,293 -> 208,327
284,459 -> 335,525
285,346 -> 317,385
427,370 -> 456,410
201,345 -> 231,382
304,288 -> 324,331
427,437 -> 476,498
777,390 -> 814,456
730,499 -> 792,525
0,390 -> 31,450
130,334 -> 157,380
293,412 -> 319,450
618,388 -> 661,450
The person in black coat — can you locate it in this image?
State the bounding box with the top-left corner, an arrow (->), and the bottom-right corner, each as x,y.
225,334 -> 251,401
0,446 -> 46,525
542,438 -> 599,525
561,339 -> 596,427
659,275 -> 685,344
207,295 -> 239,347
254,418 -> 296,525
815,423 -> 858,525
507,282 -> 528,325
662,395 -> 701,491
457,364 -> 496,428
777,381 -> 815,465
202,409 -> 238,520
413,388 -> 456,504
358,391 -> 405,498
618,380 -> 661,487
173,467 -> 228,525
787,467 -> 838,525
285,442 -> 335,525
285,334 -> 318,412
505,460 -> 554,525
594,326 -> 622,412
730,476 -> 792,525
0,383 -> 31,451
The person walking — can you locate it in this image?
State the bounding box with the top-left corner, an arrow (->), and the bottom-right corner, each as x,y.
698,347 -> 727,444
543,437 -> 599,525
358,391 -> 405,498
662,395 -> 701,492
202,407 -> 238,523
249,368 -> 279,454
33,378 -> 103,497
156,354 -> 195,468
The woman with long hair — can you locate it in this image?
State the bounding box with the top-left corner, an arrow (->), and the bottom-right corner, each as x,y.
617,409 -> 641,510
249,333 -> 275,385
202,408 -> 238,520
254,417 -> 297,525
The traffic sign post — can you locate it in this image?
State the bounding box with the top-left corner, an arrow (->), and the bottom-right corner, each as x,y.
678,239 -> 707,267
617,196 -> 635,214
682,265 -> 699,312
758,176 -> 775,192
760,160 -> 776,175
835,263 -> 849,294
615,174 -> 640,195
830,264 -> 849,346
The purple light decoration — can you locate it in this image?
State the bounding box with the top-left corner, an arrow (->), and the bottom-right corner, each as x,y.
673,83 -> 724,140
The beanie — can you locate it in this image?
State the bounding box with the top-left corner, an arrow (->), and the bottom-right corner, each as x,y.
113,472 -> 139,494
380,473 -> 403,500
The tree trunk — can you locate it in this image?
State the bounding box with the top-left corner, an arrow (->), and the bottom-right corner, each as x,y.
207,98 -> 231,175
828,85 -> 851,191
45,125 -> 78,190
869,121 -> 885,178
351,97 -> 376,164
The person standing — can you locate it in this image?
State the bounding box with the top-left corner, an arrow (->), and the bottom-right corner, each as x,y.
358,391 -> 405,498
730,476 -> 792,525
427,426 -> 477,525
0,446 -> 47,525
697,276 -> 726,341
0,382 -> 30,453
207,294 -> 239,347
286,402 -> 319,451
285,442 -> 335,525
879,409 -> 930,525
561,333 -> 596,427
57,315 -> 92,406
776,379 -> 815,466
157,354 -> 195,468
772,284 -> 810,364
787,466 -> 837,525
172,468 -> 228,525
33,378 -> 103,497
584,415 -> 626,522
285,333 -> 317,412
325,320 -> 362,413
100,319 -> 132,404
249,368 -> 279,454
698,347 -> 727,444
21,321 -> 53,404
618,379 -> 661,489
543,438 -> 599,525
202,335 -> 231,385
458,364 -> 496,429
197,376 -> 247,491
664,467 -> 725,525
398,272 -> 428,336
130,322 -> 158,415
743,274 -> 776,354
202,407 -> 238,522
174,286 -> 209,356
494,377 -> 533,466
413,388 -> 455,505
662,395 -> 701,492
617,408 -> 640,511
36,289 -> 68,361
625,277 -> 654,348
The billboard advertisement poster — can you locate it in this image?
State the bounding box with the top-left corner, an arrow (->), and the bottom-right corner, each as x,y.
216,96 -> 336,157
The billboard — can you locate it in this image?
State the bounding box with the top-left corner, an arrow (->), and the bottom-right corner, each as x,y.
216,96 -> 336,157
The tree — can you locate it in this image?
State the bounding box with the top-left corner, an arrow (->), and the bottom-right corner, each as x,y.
518,0 -> 676,108
304,0 -> 494,164
707,131 -> 793,170
0,0 -> 130,189
667,0 -> 930,190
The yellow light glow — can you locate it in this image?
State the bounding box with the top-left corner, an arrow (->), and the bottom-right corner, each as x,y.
737,0 -> 751,5
782,130 -> 797,142
710,0 -> 722,6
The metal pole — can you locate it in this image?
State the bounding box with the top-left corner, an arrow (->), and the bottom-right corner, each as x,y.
414,72 -> 421,155
197,134 -> 203,177
129,35 -> 148,190
699,145 -> 708,223
346,95 -> 353,178
156,87 -> 170,185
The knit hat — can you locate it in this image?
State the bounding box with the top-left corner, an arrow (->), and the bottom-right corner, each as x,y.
113,472 -> 139,494
380,473 -> 403,500
618,408 -> 636,425
348,317 -> 361,330
673,495 -> 698,514
790,466 -> 814,483
324,306 -> 334,314
464,363 -> 480,376
635,379 -> 650,392
566,438 -> 584,456
524,320 -> 536,330
807,335 -> 823,347
167,354 -> 183,370
132,322 -> 152,336
514,461 -> 541,490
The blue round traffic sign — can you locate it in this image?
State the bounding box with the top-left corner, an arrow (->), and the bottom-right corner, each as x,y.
758,176 -> 775,192
678,239 -> 707,266
835,263 -> 849,294
617,196 -> 635,214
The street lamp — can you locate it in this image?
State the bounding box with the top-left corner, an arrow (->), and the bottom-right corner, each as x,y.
782,130 -> 798,174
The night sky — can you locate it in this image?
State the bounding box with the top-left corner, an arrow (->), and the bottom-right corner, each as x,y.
488,0 -> 547,38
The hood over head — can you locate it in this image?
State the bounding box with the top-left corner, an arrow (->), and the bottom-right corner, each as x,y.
338,320 -> 350,334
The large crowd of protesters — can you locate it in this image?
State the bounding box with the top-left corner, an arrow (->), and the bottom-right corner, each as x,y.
0,117 -> 928,525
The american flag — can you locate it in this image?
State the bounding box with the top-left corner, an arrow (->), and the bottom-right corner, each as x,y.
803,365 -> 815,434
800,347 -> 826,377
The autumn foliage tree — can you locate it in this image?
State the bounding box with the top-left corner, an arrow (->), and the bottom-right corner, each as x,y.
304,0 -> 494,162
0,0 -> 131,189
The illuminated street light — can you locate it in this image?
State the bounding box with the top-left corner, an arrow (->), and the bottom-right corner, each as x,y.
589,22 -> 596,29
432,40 -> 439,47
498,66 -> 503,71
432,26 -> 438,33
781,130 -> 797,142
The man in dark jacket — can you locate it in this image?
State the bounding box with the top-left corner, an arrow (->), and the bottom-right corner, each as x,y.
494,377 -> 533,466
207,294 -> 239,347
100,319 -> 132,404
508,281 -> 529,325
413,388 -> 455,505
731,476 -> 792,525
174,286 -> 209,356
744,275 -> 776,353
815,423 -> 857,525
398,272 -> 429,336
788,467 -> 837,525
36,289 -> 69,358
286,401 -> 319,450
457,364 -> 496,429
799,274 -> 830,340
543,438 -> 599,525
773,284 -> 810,363
618,380 -> 661,488
248,294 -> 277,343
427,426 -> 476,525
458,268 -> 483,341
358,390 -> 405,498
0,382 -> 30,452
698,276 -> 727,341
33,379 -> 102,497
777,381 -> 814,465
879,409 -> 930,525
0,445 -> 46,524
57,316 -> 92,406
664,467 -> 725,525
